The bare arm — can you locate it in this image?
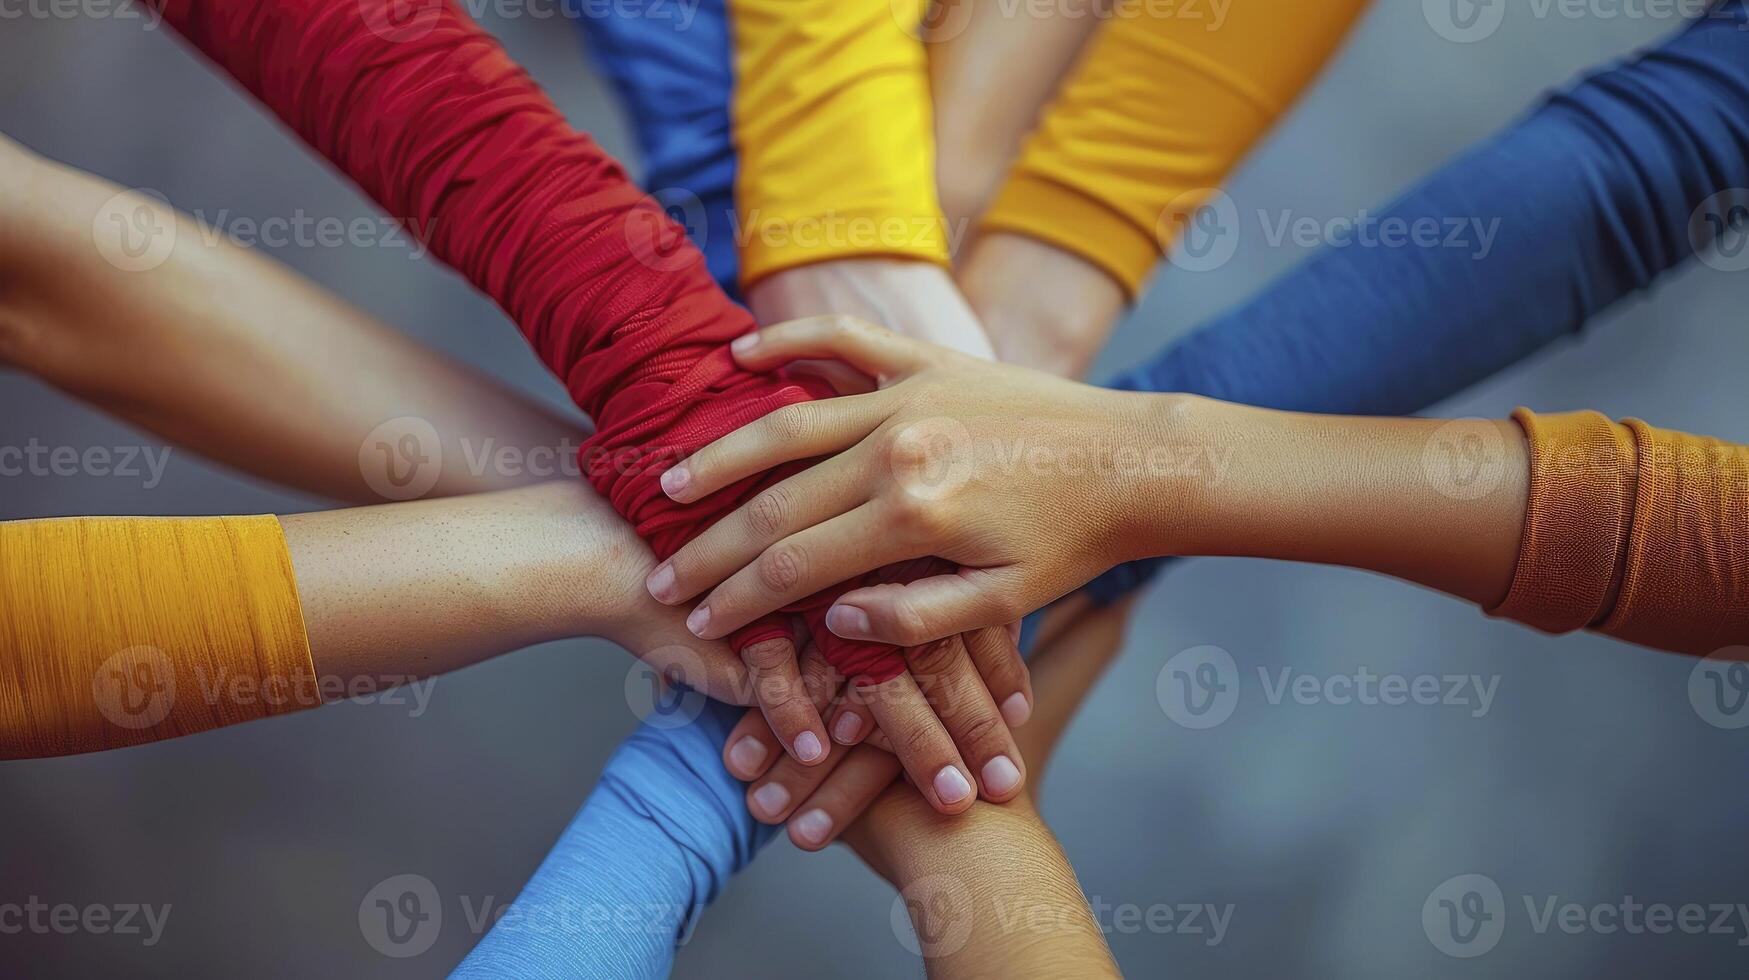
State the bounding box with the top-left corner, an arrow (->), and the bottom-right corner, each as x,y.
0,137 -> 582,503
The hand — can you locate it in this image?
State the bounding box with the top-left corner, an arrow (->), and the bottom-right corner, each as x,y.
957,232 -> 1127,379
649,316 -> 1170,648
725,597 -> 1120,853
747,257 -> 996,360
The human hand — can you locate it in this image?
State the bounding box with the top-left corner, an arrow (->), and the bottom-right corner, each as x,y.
746,256 -> 997,361
718,621 -> 1033,823
648,316 -> 1172,648
957,232 -> 1127,379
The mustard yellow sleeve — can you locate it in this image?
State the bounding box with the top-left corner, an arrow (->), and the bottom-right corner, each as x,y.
1488,410 -> 1749,655
980,0 -> 1371,297
0,515 -> 317,759
728,0 -> 949,288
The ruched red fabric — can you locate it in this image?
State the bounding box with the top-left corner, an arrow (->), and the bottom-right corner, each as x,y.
147,0 -> 907,680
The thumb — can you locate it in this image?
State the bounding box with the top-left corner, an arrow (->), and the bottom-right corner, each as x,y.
731,315 -> 935,387
824,567 -> 1034,648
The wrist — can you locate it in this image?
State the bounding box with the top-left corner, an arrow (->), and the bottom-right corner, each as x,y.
746,258 -> 996,359
959,232 -> 1125,378
1113,391 -> 1231,562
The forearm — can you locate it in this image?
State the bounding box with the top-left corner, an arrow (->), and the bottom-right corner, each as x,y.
0,144 -> 582,503
856,793 -> 1117,979
1135,396 -> 1527,606
281,481 -> 662,684
747,258 -> 994,359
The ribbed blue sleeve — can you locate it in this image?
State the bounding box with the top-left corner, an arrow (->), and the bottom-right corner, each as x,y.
451,700 -> 776,978
1087,1 -> 1749,602
571,0 -> 741,296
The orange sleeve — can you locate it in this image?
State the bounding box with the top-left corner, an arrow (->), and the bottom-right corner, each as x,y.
978,0 -> 1369,298
1488,409 -> 1749,655
0,515 -> 317,759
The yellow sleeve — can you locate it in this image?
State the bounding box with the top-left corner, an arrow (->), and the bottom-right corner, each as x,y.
728,0 -> 949,288
0,515 -> 317,759
980,0 -> 1371,297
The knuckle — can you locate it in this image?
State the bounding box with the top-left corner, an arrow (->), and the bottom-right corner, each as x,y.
905,636 -> 960,676
745,485 -> 793,539
895,719 -> 939,759
954,711 -> 1004,749
757,543 -> 805,595
890,598 -> 935,648
740,638 -> 795,674
767,403 -> 814,444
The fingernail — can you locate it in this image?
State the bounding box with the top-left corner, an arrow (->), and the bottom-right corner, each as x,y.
791,808 -> 833,846
645,563 -> 677,602
982,756 -> 1021,797
660,465 -> 690,498
731,333 -> 759,355
751,782 -> 790,818
727,736 -> 767,775
794,730 -> 824,763
825,604 -> 872,639
933,765 -> 972,805
686,604 -> 710,637
832,712 -> 863,744
1001,692 -> 1032,728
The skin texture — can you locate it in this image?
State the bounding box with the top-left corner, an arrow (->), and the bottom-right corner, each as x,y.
653,317 -> 1533,647
838,598 -> 1135,979
0,138 -> 581,504
0,140 -> 748,699
740,256 -> 1029,811
281,481 -> 749,703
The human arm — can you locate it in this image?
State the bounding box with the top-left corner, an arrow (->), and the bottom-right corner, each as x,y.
651,319 -> 1749,655
0,480 -> 746,759
0,137 -> 582,503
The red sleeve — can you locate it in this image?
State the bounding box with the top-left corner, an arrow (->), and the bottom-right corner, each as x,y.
147,0 -> 907,681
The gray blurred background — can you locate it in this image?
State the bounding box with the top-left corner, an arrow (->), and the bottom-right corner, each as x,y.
3,3 -> 1748,977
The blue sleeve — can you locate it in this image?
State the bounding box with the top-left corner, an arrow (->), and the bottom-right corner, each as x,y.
451,700 -> 778,979
570,0 -> 742,297
1086,1 -> 1749,604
